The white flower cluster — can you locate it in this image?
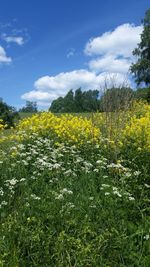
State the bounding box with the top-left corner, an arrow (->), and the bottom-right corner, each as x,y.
100,184 -> 135,200
0,136 -> 141,211
55,188 -> 73,200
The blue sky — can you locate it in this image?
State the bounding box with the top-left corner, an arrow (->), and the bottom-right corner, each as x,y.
0,0 -> 149,109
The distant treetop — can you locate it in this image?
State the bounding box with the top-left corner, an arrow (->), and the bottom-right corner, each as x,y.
19,101 -> 38,113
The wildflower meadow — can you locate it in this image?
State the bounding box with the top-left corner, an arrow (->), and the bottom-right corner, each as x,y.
0,101 -> 150,266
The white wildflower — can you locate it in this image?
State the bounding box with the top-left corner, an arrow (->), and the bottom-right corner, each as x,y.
61,188 -> 73,195
83,162 -> 93,168
89,205 -> 96,208
144,234 -> 149,240
96,160 -> 103,164
53,163 -> 61,169
125,172 -> 132,178
105,192 -> 110,196
93,168 -> 99,172
55,194 -> 64,200
31,194 -> 41,200
128,196 -> 135,201
20,178 -> 26,182
6,178 -> 18,186
113,190 -> 122,197
134,171 -> 141,176
101,184 -> 110,188
0,188 -> 4,196
1,201 -> 7,206
64,169 -> 73,175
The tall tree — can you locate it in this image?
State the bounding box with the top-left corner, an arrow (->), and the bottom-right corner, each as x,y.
63,90 -> 75,112
130,9 -> 150,85
74,88 -> 83,112
49,97 -> 64,113
82,90 -> 99,111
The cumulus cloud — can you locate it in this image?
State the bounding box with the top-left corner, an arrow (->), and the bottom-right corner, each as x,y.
21,90 -> 60,102
21,70 -> 129,105
34,70 -> 101,91
84,23 -> 143,57
88,55 -> 132,74
0,46 -> 12,63
85,24 -> 143,74
2,34 -> 24,45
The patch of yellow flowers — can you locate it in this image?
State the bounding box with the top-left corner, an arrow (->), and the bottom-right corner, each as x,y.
0,119 -> 7,131
122,107 -> 150,152
15,112 -> 101,145
1,102 -> 150,153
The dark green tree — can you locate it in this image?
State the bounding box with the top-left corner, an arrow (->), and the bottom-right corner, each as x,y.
63,90 -> 75,112
82,90 -> 99,111
0,99 -> 19,127
49,97 -> 64,113
130,9 -> 150,85
74,88 -> 83,112
135,87 -> 150,103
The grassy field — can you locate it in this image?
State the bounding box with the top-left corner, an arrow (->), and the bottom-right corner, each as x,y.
0,103 -> 150,266
18,112 -> 36,119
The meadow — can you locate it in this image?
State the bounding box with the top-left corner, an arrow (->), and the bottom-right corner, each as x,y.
0,101 -> 150,267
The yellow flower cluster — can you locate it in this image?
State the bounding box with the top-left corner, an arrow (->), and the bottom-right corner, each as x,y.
1,101 -> 149,153
131,100 -> 150,118
0,119 -> 7,131
15,112 -> 101,144
87,102 -> 150,152
122,105 -> 150,152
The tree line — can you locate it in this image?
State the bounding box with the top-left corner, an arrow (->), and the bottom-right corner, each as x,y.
49,87 -> 150,113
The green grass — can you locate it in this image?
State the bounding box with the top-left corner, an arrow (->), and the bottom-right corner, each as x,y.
18,112 -> 36,119
0,134 -> 149,267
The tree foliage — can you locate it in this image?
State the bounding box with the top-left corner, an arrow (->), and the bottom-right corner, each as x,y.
0,99 -> 19,127
49,88 -> 100,113
49,87 -> 136,113
135,87 -> 150,103
130,8 -> 150,85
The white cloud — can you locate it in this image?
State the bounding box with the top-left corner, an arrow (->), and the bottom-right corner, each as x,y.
34,70 -> 99,91
0,46 -> 12,63
21,70 -> 130,105
88,55 -> 132,74
21,90 -> 60,102
2,34 -> 24,45
34,70 -> 129,92
84,24 -> 143,74
84,24 -> 143,57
